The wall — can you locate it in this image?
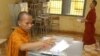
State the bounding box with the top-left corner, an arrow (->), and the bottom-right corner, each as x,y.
0,0 -> 17,38
59,0 -> 100,35
0,0 -> 100,39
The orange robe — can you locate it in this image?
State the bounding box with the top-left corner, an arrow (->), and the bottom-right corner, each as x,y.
83,8 -> 96,45
6,27 -> 30,56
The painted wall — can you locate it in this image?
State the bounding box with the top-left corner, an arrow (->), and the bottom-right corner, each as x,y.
0,0 -> 17,38
0,0 -> 100,39
59,0 -> 100,35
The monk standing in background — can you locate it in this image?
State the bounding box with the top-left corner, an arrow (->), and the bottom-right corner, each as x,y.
82,0 -> 97,47
6,12 -> 54,56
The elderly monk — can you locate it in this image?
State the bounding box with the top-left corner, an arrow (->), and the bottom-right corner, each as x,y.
6,12 -> 54,56
82,0 -> 97,47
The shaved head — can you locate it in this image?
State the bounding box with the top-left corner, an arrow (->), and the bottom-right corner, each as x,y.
17,12 -> 32,22
17,11 -> 33,32
92,0 -> 97,6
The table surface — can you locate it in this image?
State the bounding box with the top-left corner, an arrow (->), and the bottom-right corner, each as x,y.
29,38 -> 82,56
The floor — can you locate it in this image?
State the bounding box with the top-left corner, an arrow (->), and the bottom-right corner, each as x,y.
45,32 -> 100,56
0,32 -> 100,56
55,33 -> 100,56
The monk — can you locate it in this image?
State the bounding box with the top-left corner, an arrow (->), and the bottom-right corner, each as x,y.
82,0 -> 97,46
6,12 -> 54,56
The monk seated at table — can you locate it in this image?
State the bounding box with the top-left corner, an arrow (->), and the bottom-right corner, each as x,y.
6,11 -> 55,56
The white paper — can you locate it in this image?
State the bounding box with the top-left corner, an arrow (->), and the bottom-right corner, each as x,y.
77,18 -> 83,23
50,40 -> 69,52
42,36 -> 51,40
39,51 -> 52,54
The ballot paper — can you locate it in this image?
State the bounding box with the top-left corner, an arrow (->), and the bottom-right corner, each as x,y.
50,40 -> 69,52
77,19 -> 82,22
76,17 -> 84,22
42,36 -> 51,40
40,37 -> 69,56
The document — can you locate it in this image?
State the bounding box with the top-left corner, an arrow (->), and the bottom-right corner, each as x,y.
50,40 -> 69,52
40,39 -> 69,56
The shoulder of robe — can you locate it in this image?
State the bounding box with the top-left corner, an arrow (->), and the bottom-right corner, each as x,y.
10,30 -> 23,41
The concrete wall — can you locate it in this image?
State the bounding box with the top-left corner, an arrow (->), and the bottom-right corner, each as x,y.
0,0 -> 100,39
0,0 -> 17,38
59,0 -> 100,35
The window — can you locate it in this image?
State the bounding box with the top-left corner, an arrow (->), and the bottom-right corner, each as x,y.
48,0 -> 62,14
48,0 -> 86,16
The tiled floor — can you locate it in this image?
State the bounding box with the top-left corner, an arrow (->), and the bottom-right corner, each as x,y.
0,33 -> 100,56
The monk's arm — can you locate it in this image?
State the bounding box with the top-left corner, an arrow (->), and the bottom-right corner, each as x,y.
20,38 -> 55,51
86,12 -> 96,23
20,41 -> 45,51
12,36 -> 54,51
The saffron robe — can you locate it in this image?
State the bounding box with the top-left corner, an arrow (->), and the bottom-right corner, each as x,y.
83,8 -> 96,45
6,27 -> 30,56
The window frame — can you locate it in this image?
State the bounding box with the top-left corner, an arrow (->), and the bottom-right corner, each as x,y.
49,0 -> 86,17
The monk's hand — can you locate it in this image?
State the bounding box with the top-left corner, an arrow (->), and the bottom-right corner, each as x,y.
81,19 -> 86,23
44,37 -> 55,45
42,37 -> 55,49
85,19 -> 88,22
